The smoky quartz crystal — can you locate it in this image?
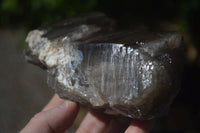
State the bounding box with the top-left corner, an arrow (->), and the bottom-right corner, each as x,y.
25,12 -> 183,119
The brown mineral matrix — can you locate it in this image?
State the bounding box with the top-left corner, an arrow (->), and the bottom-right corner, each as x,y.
25,12 -> 183,120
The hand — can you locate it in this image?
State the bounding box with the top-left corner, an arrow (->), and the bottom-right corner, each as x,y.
20,94 -> 152,133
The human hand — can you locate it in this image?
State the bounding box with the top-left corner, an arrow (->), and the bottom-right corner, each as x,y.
20,94 -> 152,133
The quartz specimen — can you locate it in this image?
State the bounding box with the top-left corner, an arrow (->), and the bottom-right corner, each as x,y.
25,13 -> 183,120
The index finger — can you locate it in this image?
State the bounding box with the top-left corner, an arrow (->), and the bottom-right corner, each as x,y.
43,94 -> 64,111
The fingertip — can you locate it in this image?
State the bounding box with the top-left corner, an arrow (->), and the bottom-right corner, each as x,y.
21,100 -> 79,133
43,94 -> 64,111
76,111 -> 110,133
61,100 -> 79,110
47,100 -> 79,131
125,119 -> 153,133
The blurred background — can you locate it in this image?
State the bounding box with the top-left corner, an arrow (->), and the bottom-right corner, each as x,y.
0,0 -> 200,132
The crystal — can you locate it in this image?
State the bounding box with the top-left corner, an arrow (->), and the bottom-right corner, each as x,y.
25,13 -> 183,119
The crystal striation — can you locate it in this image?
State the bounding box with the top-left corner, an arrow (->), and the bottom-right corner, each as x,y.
25,13 -> 183,119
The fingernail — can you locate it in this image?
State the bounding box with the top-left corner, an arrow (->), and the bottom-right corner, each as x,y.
59,101 -> 69,109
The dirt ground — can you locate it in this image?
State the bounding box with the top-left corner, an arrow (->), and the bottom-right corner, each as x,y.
0,29 -> 54,132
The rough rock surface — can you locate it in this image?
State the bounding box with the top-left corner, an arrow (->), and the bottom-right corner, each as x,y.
25,12 -> 183,119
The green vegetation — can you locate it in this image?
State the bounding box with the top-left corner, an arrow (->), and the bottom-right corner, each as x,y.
0,0 -> 97,28
0,0 -> 200,52
0,0 -> 199,31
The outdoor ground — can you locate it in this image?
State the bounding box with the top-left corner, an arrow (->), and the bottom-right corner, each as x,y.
0,29 -> 54,132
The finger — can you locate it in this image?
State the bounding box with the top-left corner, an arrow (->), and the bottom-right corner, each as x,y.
21,101 -> 79,133
105,118 -> 130,133
76,111 -> 110,133
125,120 -> 153,133
43,94 -> 64,111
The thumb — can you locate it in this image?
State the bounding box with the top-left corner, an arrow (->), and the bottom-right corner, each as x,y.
20,101 -> 79,133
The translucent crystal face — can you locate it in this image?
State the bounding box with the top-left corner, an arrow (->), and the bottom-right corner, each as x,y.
80,44 -> 156,101
25,13 -> 183,119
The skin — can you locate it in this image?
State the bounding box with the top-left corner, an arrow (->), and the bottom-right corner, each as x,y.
20,94 -> 152,133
